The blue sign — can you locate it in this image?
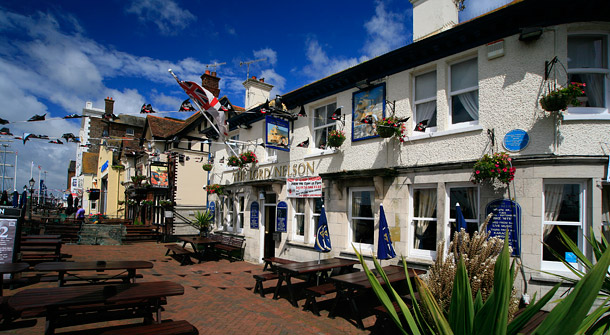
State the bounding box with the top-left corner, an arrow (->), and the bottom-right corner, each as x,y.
265,116 -> 290,152
101,160 -> 109,172
503,129 -> 529,152
208,201 -> 215,220
276,201 -> 288,233
485,199 -> 521,256
565,252 -> 577,263
250,202 -> 259,229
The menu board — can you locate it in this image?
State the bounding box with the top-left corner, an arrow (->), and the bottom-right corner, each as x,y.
0,218 -> 18,264
276,201 -> 288,233
250,202 -> 259,229
485,199 -> 521,256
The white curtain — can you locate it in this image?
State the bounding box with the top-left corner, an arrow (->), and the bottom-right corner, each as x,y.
458,91 -> 479,121
544,184 -> 564,238
578,74 -> 604,107
415,101 -> 437,127
415,189 -> 437,249
602,186 -> 610,225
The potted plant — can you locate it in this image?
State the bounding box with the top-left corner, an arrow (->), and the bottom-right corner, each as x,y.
327,129 -> 346,149
205,184 -> 224,195
193,210 -> 214,236
141,200 -> 154,206
240,151 -> 258,164
375,116 -> 406,141
471,152 -> 515,185
159,200 -> 172,207
227,155 -> 242,167
202,163 -> 213,171
540,82 -> 586,113
131,175 -> 147,185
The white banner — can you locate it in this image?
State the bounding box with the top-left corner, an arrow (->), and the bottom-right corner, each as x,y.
286,176 -> 322,198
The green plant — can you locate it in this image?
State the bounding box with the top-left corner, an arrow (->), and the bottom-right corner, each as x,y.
540,82 -> 586,112
227,155 -> 242,167
159,200 -> 172,207
471,152 -> 515,185
354,231 -> 610,335
202,163 -> 213,171
133,218 -> 143,226
205,184 -> 224,195
141,200 -> 154,206
112,164 -> 125,171
376,116 -> 406,141
327,129 -> 346,149
193,210 -> 214,235
240,151 -> 257,164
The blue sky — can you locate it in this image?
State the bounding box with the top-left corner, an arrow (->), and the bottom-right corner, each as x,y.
0,0 -> 508,197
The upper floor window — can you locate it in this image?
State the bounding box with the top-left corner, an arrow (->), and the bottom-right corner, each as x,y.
450,58 -> 479,126
313,103 -> 337,149
567,35 -> 609,115
126,128 -> 134,136
414,71 -> 437,132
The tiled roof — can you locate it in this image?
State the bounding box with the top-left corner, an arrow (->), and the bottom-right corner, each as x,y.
81,152 -> 99,175
147,115 -> 185,139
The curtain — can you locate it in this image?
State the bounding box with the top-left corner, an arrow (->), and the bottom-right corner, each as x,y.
415,101 -> 437,128
415,189 -> 437,249
458,91 -> 479,121
544,184 -> 564,238
603,186 -> 610,225
578,73 -> 604,108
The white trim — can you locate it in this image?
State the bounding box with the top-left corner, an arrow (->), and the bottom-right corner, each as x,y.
448,57 -> 479,127
444,184 -> 480,251
291,198 -> 306,242
408,185 -> 437,260
404,124 -> 483,142
236,194 -> 245,234
304,148 -> 338,159
348,187 -> 376,252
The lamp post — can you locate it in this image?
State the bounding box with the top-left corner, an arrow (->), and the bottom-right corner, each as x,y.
28,178 -> 35,221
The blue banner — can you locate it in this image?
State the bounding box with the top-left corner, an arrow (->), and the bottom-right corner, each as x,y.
276,201 -> 288,233
250,201 -> 259,229
485,199 -> 521,256
208,201 -> 215,221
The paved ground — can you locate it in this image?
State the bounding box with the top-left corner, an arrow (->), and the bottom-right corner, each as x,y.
1,242 -> 385,334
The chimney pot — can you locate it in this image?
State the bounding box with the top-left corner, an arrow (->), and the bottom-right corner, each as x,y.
260,78 -> 264,82
211,71 -> 217,77
205,70 -> 211,75
252,76 -> 257,80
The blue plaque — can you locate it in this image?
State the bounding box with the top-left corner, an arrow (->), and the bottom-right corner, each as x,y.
276,201 -> 288,233
208,201 -> 215,220
485,199 -> 521,256
503,129 -> 529,152
565,252 -> 577,263
101,160 -> 109,172
250,202 -> 259,229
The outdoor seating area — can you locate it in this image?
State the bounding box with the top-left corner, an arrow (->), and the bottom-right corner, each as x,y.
165,234 -> 246,266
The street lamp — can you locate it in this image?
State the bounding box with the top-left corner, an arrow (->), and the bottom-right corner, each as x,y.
28,178 -> 35,220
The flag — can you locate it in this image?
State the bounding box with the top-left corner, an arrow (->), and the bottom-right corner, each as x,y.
314,206 -> 332,252
63,114 -> 83,119
140,104 -> 155,113
38,165 -> 41,170
0,128 -> 12,136
23,133 -> 33,144
62,133 -> 76,140
28,114 -> 46,121
179,99 -> 196,112
177,80 -> 227,138
219,157 -> 225,164
456,203 -> 467,232
38,135 -> 49,139
296,138 -> 309,148
415,119 -> 428,132
49,139 -> 63,144
377,204 -> 396,260
0,118 -> 8,125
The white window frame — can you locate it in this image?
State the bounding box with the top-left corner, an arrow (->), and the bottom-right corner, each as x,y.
291,198 -> 306,242
409,185 -> 438,259
126,128 -> 135,136
448,57 -> 479,128
236,194 -> 245,234
445,184 -> 480,250
224,196 -> 234,232
309,196 -> 324,244
566,33 -> 610,118
413,71 -> 438,133
541,180 -> 586,272
312,102 -> 337,150
348,187 -> 376,252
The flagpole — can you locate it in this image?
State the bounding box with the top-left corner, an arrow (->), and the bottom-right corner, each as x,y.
37,166 -> 41,204
30,161 -> 33,179
13,151 -> 17,191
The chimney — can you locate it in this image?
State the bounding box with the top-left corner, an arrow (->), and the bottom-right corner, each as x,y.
201,71 -> 221,98
104,97 -> 114,116
410,0 -> 458,42
243,77 -> 273,110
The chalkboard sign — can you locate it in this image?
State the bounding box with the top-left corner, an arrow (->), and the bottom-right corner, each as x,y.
276,201 -> 288,233
485,199 -> 521,256
250,201 -> 259,229
503,129 -> 529,152
0,207 -> 23,280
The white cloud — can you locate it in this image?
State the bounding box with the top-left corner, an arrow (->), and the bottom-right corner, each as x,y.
125,0 -> 196,35
253,48 -> 278,66
260,69 -> 286,98
301,38 -> 362,80
362,1 -> 409,58
460,0 -> 511,21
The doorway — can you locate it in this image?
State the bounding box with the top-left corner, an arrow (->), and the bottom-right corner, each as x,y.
263,193 -> 277,258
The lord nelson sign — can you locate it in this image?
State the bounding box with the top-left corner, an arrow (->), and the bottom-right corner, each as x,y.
233,162 -> 315,182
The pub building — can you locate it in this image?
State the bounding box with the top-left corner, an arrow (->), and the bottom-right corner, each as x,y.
205,0 -> 610,301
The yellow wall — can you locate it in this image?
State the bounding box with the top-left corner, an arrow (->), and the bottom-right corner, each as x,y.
97,147 -> 126,217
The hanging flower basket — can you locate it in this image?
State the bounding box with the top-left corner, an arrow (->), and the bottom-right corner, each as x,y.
327,130 -> 346,149
240,151 -> 258,164
227,156 -> 242,167
471,152 -> 515,185
375,116 -> 406,142
206,184 -> 224,195
202,163 -> 212,171
540,82 -> 586,113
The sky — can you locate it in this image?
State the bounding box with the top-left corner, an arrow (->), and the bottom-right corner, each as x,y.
0,0 -> 509,199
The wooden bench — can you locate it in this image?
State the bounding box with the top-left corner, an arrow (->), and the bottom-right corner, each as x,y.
263,257 -> 297,272
303,282 -> 337,315
252,272 -> 280,297
99,320 -> 198,335
165,244 -> 194,265
40,273 -> 144,285
211,235 -> 245,261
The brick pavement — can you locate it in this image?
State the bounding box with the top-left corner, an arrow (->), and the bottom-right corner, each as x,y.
2,242 -> 383,334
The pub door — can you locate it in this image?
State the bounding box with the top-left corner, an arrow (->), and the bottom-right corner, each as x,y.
263,193 -> 276,259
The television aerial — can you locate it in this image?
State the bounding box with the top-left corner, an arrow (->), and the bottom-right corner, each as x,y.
239,58 -> 267,79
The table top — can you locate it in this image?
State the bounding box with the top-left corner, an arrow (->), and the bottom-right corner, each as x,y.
9,280 -> 184,311
21,235 -> 61,240
20,239 -> 62,245
332,266 -> 426,290
178,236 -> 220,245
34,260 -> 153,272
0,262 -> 29,274
276,258 -> 359,275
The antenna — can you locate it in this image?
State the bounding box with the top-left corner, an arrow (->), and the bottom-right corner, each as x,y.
204,62 -> 226,72
239,58 -> 267,79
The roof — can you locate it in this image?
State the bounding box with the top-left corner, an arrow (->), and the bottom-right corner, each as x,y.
146,115 -> 185,139
281,0 -> 610,108
114,114 -> 146,127
68,160 -> 76,172
81,152 -> 99,175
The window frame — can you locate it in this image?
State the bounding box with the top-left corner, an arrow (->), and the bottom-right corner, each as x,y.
448,57 -> 479,128
236,194 -> 245,234
310,195 -> 324,244
348,187 -> 376,252
291,198 -> 306,242
541,180 -> 586,272
409,185 -> 438,259
126,128 -> 135,136
413,70 -> 438,133
566,33 -> 610,117
445,184 -> 480,250
312,102 -> 337,150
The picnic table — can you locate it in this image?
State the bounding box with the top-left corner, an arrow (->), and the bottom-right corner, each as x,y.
178,236 -> 220,262
329,265 -> 426,329
19,238 -> 63,263
34,260 -> 153,287
8,280 -> 184,335
21,234 -> 61,240
273,257 -> 359,307
0,262 -> 29,296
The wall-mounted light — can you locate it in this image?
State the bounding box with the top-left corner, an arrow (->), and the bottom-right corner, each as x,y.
238,124 -> 252,129
519,27 -> 543,42
297,106 -> 307,117
355,79 -> 371,90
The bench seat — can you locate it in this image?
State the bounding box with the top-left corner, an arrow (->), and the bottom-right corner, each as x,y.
164,244 -> 193,266
303,283 -> 337,315
253,272 -> 279,297
40,273 -> 144,285
99,320 -> 198,335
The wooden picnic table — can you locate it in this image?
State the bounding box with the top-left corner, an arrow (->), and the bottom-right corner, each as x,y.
0,262 -> 29,296
21,234 -> 61,240
8,280 -> 184,335
34,260 -> 153,287
329,265 -> 426,329
19,238 -> 63,263
178,236 -> 220,262
273,257 -> 359,307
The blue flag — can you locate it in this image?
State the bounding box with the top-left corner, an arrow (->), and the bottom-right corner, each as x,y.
314,206 -> 331,252
456,203 -> 468,232
377,204 -> 396,260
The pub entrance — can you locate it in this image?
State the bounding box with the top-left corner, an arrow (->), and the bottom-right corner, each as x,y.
263,193 -> 276,259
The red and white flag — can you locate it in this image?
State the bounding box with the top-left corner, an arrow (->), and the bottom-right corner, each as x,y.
177,80 -> 227,138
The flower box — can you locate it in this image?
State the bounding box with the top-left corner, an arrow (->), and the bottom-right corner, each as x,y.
206,184 -> 224,195
202,164 -> 212,171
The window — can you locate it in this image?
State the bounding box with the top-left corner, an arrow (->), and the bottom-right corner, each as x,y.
449,58 -> 479,126
542,181 -> 585,271
414,71 -> 437,132
102,129 -> 109,138
292,199 -> 306,242
225,196 -> 234,231
126,128 -> 134,136
410,187 -> 437,258
349,187 -> 375,251
236,195 -> 245,234
311,196 -> 324,243
446,185 -> 479,243
228,134 -> 243,154
313,102 -> 337,149
567,35 -> 609,115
